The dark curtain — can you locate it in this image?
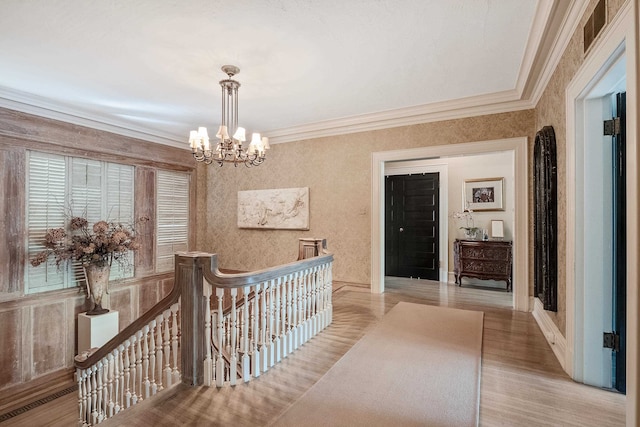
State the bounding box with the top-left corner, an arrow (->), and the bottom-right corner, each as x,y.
534,126 -> 558,311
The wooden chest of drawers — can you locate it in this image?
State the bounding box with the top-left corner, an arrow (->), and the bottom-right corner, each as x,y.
453,239 -> 513,291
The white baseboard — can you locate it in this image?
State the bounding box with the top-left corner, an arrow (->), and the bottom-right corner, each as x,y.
532,297 -> 567,371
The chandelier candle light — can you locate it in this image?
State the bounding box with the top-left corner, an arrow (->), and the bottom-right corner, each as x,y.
189,65 -> 269,167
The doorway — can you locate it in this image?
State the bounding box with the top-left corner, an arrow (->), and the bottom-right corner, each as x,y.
565,4 -> 637,420
568,48 -> 627,391
385,173 -> 440,280
371,137 -> 528,312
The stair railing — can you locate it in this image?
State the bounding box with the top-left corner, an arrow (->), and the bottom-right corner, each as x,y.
74,239 -> 333,426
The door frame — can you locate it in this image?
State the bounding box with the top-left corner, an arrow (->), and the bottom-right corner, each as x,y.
384,164 -> 448,282
565,1 -> 637,421
371,136 -> 529,312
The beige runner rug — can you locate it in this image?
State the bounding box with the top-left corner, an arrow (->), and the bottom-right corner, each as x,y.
271,302 -> 484,427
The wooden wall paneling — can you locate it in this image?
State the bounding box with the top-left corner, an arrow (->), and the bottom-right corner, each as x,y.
31,302 -> 66,377
135,167 -> 156,275
0,106 -> 198,397
109,287 -> 134,332
20,306 -> 31,383
0,148 -> 25,295
139,279 -> 160,315
161,277 -> 174,299
0,309 -> 22,388
0,108 -> 193,170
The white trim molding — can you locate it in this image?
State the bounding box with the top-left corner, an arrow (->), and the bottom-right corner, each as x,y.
532,298 -> 567,371
370,137 -> 529,312
565,1 -> 638,423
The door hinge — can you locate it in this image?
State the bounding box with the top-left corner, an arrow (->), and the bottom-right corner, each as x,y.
603,332 -> 620,352
604,117 -> 621,136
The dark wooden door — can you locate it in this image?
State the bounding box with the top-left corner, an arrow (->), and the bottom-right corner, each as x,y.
385,173 -> 439,280
612,92 -> 626,393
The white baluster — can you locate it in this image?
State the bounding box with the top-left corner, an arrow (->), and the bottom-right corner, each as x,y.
156,314 -> 165,391
252,284 -> 261,378
90,366 -> 98,425
284,274 -> 292,358
135,331 -> 143,403
129,335 -> 138,405
83,369 -> 91,425
116,345 -> 125,413
316,267 -> 325,331
142,326 -> 150,399
163,309 -> 172,388
322,264 -> 328,326
229,288 -> 238,386
171,303 -> 180,384
123,340 -> 132,408
215,287 -> 225,387
77,369 -> 86,426
275,277 -> 282,363
149,320 -> 157,395
242,285 -> 251,381
261,282 -> 269,373
106,354 -> 114,419
292,272 -> 300,350
113,348 -> 121,415
301,269 -> 309,344
95,361 -> 103,423
204,282 -> 213,386
328,262 -> 334,324
309,267 -> 318,337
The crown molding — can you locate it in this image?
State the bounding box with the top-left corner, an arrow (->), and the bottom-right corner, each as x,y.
0,87 -> 185,149
0,0 -> 584,148
267,91 -> 533,144
526,0 -> 590,105
514,0 -> 556,97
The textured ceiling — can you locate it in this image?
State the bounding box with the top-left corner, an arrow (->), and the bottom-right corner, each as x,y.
0,0 -> 577,146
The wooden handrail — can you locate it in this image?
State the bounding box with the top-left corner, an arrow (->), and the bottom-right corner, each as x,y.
200,252 -> 334,289
74,252 -> 333,370
74,278 -> 181,370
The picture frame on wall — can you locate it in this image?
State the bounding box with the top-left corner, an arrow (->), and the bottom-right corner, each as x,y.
463,177 -> 505,211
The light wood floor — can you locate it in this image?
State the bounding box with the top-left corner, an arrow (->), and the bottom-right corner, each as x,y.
3,278 -> 625,426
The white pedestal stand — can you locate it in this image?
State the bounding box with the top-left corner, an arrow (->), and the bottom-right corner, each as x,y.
78,310 -> 119,354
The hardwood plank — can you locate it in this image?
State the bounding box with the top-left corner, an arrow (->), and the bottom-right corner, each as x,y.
1,278 -> 625,426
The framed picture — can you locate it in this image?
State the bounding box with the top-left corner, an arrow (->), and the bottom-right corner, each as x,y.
491,220 -> 504,239
463,177 -> 504,211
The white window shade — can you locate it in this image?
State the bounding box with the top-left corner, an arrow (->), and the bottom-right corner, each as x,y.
26,152 -> 67,292
156,170 -> 189,272
26,152 -> 135,293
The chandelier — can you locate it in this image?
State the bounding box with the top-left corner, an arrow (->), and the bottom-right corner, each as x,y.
188,65 -> 269,167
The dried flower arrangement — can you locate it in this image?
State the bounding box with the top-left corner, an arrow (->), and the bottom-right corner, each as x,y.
30,216 -> 148,269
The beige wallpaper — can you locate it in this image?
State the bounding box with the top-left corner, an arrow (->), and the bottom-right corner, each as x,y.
197,110 -> 535,285
535,0 -> 627,336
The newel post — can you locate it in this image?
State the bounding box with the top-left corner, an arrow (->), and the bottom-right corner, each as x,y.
175,252 -> 209,386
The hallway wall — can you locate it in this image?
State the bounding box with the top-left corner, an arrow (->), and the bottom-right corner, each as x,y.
535,0 -> 628,335
197,110 -> 534,285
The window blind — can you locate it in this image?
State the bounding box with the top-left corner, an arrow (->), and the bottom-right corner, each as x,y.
156,170 -> 189,272
26,152 -> 135,293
